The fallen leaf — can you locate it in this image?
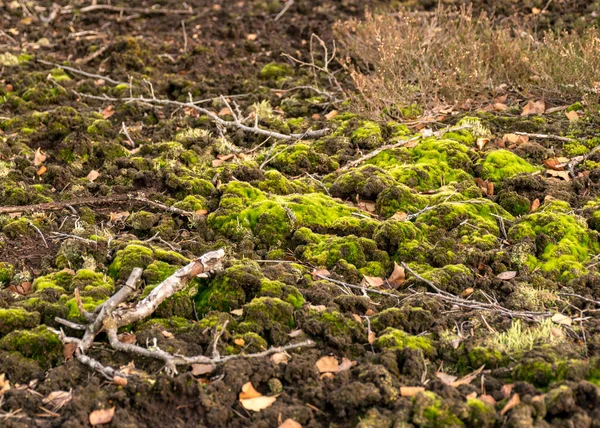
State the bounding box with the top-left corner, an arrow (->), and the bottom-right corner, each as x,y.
338,357 -> 356,372
161,330 -> 174,339
450,365 -> 485,387
43,390 -> 72,409
37,165 -> 47,176
89,407 -> 115,425
358,201 -> 376,213
500,394 -> 520,416
351,313 -> 362,323
324,110 -> 338,120
101,105 -> 115,119
435,372 -> 458,385
118,333 -> 136,344
365,309 -> 377,317
461,288 -> 474,297
63,343 -> 77,361
234,338 -> 245,346
497,271 -> 517,280
476,138 -> 489,150
530,198 -> 540,212
311,268 -> 330,281
109,211 -> 130,222
532,7 -> 541,14
543,158 -> 564,171
551,313 -> 572,326
493,102 -> 508,111
361,276 -> 384,288
466,392 -> 477,400
479,394 -> 496,406
288,329 -> 303,338
195,209 -> 208,216
316,356 -> 339,373
546,169 -> 571,181
33,147 -> 47,166
565,110 -> 580,122
230,308 -> 244,316
487,181 -> 494,196
500,383 -> 514,398
368,331 -> 376,344
86,169 -> 100,181
246,33 -> 257,41
400,386 -> 425,397
113,376 -> 127,386
271,352 -> 289,365
320,372 -> 335,380
521,100 -> 545,116
387,262 -> 405,289
191,363 -> 214,376
218,107 -> 232,117
311,113 -> 320,120
0,374 -> 9,395
309,304 -> 327,312
551,327 -> 564,338
391,211 -> 408,221
239,382 -> 278,411
503,133 -> 529,144
279,419 -> 302,428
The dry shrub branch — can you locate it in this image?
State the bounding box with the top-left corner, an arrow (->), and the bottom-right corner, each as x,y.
335,6 -> 600,117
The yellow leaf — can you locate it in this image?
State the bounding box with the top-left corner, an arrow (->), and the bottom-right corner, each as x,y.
33,147 -> 47,166
234,338 -> 245,346
521,100 -> 545,116
279,419 -> 302,428
239,382 -> 262,400
315,356 -> 339,373
37,165 -> 47,176
565,110 -> 580,122
86,169 -> 100,182
361,276 -> 384,288
89,407 -> 115,425
387,262 -> 405,289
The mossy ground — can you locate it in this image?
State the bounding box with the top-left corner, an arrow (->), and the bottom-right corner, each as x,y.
2,1 -> 600,427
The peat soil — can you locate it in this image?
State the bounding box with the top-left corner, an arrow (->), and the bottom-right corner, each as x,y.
2,1 -> 600,427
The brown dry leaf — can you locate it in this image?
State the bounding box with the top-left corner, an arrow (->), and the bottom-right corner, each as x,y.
230,308 -> 244,316
503,133 -> 529,144
450,365 -> 485,387
497,271 -> 517,280
530,198 -> 541,212
240,382 -> 262,400
311,113 -> 320,120
551,313 -> 572,326
279,419 -> 302,428
89,407 -> 115,425
521,100 -> 545,116
288,329 -> 303,338
390,211 -> 408,221
191,363 -> 214,376
271,352 -> 289,365
358,201 -> 376,213
500,394 -> 520,416
161,330 -> 174,339
63,343 -> 77,361
361,276 -> 384,288
368,331 -> 376,344
112,376 -> 127,386
546,169 -> 571,181
400,386 -> 425,397
351,313 -> 362,323
435,372 -> 458,385
324,110 -> 338,120
37,165 -> 47,176
246,33 -> 258,41
101,105 -> 115,119
239,382 -> 278,412
551,327 -> 564,338
118,333 -> 136,344
479,394 -> 496,406
500,383 -> 514,398
543,158 -> 564,171
311,268 -> 330,281
486,181 -> 494,196
387,262 -> 405,289
86,169 -> 100,182
218,107 -> 232,117
565,110 -> 580,122
9,281 -> 32,296
316,356 -> 339,373
43,390 -> 72,408
33,147 -> 47,166
365,309 -> 377,317
476,138 -> 489,150
234,338 -> 245,346
109,211 -> 130,222
466,392 -> 477,400
338,357 -> 357,372
461,287 -> 474,297
320,372 -> 335,380
0,374 -> 10,395
493,102 -> 508,111
195,209 -> 208,216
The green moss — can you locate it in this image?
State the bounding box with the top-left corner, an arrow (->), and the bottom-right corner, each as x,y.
0,262 -> 14,285
376,327 -> 435,356
2,218 -> 32,239
257,170 -> 314,195
87,119 -> 113,136
481,150 -> 539,181
456,346 -> 505,373
32,270 -> 75,293
72,269 -> 114,294
0,326 -> 62,368
0,308 -> 41,336
467,398 -> 496,427
127,211 -> 160,231
267,143 -> 337,175
498,191 -> 531,216
0,52 -> 19,66
259,62 -> 293,79
375,184 -> 427,218
351,121 -> 384,148
108,244 -> 154,280
49,68 -> 72,82
243,297 -> 295,330
65,295 -> 107,321
136,317 -> 194,332
508,200 -> 599,279
412,391 -> 464,427
329,165 -> 397,201
259,278 -> 304,309
232,332 -> 268,353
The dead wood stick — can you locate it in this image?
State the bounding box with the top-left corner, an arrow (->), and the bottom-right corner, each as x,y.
338,124 -> 473,171
513,131 -> 575,142
315,274 -> 400,300
0,193 -> 196,218
74,91 -> 330,140
62,4 -> 194,15
37,59 -> 126,85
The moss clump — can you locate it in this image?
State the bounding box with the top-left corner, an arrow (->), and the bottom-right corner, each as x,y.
481,149 -> 539,181
259,62 -> 293,79
301,309 -> 366,348
87,119 -> 113,136
267,143 -> 337,175
498,191 -> 531,216
32,270 -> 75,293
412,391 -> 465,427
172,195 -> 207,212
375,184 -> 427,218
376,327 -> 435,356
0,262 -> 14,285
231,332 -> 268,353
0,326 -> 62,368
127,211 -> 160,231
467,398 -> 497,427
508,200 -> 599,279
257,170 -> 315,195
108,244 -> 154,280
259,278 -> 304,309
0,308 -> 41,336
351,121 -> 384,149
65,295 -> 107,321
329,165 -> 397,200
72,269 -> 114,294
2,218 -> 32,239
373,220 -> 422,255
243,297 -> 295,343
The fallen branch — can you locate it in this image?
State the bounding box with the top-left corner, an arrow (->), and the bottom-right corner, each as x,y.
0,193 -> 197,218
401,263 -> 551,321
338,124 -> 473,171
51,249 -> 315,377
513,131 -> 575,143
61,4 -> 194,16
37,59 -> 127,86
315,274 -> 400,300
74,91 -> 330,140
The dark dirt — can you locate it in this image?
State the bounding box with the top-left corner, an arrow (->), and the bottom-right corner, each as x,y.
2,1 -> 600,427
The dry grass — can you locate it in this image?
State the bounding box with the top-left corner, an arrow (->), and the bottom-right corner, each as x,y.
335,6 -> 600,118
